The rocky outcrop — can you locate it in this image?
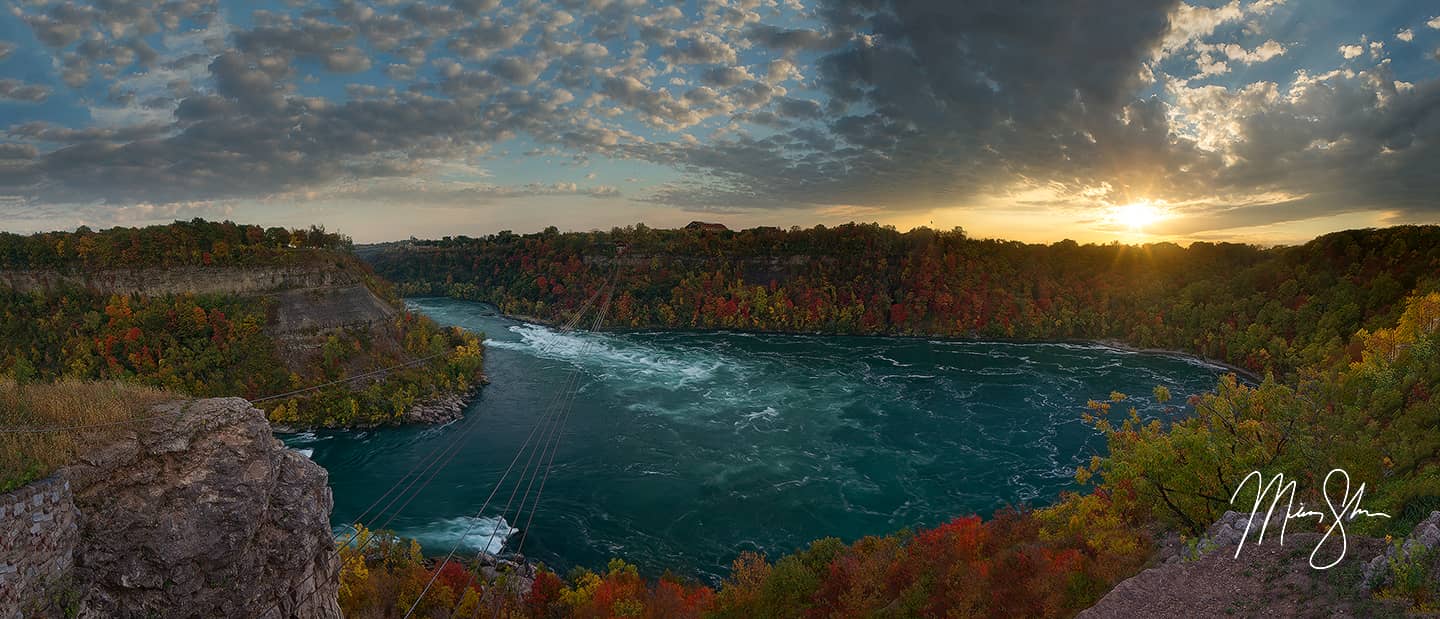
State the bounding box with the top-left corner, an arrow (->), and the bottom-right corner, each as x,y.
404,386 -> 482,424
1362,511 -> 1440,591
1079,510 -> 1440,618
3,398 -> 341,618
271,284 -> 397,334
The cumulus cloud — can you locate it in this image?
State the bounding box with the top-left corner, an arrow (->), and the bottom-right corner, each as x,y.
1217,40 -> 1286,63
0,79 -> 52,102
1163,1 -> 1246,52
0,0 -> 1437,239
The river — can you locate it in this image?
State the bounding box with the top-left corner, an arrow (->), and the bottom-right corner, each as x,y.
285,297 -> 1227,582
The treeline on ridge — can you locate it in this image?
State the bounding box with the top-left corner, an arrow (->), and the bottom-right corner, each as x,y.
368,223 -> 1440,378
0,218 -> 352,269
0,220 -> 484,439
341,223 -> 1440,617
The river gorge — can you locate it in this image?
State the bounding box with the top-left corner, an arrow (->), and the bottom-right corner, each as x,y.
286,298 -> 1229,582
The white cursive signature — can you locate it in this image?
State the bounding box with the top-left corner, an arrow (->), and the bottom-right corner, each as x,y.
1228,468 -> 1390,569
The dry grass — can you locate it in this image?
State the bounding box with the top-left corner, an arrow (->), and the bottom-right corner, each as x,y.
0,379 -> 175,492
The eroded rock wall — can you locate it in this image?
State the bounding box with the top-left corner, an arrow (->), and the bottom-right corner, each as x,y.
1,398 -> 342,618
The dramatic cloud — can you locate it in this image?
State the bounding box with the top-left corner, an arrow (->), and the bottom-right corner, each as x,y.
0,0 -> 1437,241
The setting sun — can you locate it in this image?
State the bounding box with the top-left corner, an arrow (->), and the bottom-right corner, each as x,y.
1111,201 -> 1165,232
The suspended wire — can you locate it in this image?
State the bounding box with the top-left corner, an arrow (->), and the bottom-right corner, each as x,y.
471,284 -> 614,619
441,333 -> 592,617
405,294 -> 611,619
0,278 -> 616,436
255,284 -> 616,618
0,262 -> 619,616
409,272 -> 619,619
476,285 -> 610,558
451,264 -> 621,618
511,282 -> 613,556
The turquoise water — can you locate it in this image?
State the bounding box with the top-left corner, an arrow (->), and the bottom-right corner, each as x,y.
287,297 -> 1227,582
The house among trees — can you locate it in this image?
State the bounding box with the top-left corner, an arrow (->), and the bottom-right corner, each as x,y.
684,221 -> 728,232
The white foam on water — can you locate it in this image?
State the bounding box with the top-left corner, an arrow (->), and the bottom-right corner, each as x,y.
746,406 -> 778,420
739,407 -> 780,425
295,448 -> 314,458
500,323 -> 727,387
410,515 -> 518,556
873,353 -> 913,367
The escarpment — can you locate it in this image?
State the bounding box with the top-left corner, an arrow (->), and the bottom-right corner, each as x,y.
0,397 -> 339,618
0,247 -> 484,428
0,260 -> 397,335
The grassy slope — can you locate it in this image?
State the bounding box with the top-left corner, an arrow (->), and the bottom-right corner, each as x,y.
0,379 -> 174,491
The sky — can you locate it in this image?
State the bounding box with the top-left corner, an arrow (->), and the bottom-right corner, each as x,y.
0,0 -> 1438,244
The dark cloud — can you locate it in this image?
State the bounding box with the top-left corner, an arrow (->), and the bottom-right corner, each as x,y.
22,3 -> 92,48
0,144 -> 39,160
0,79 -> 52,102
9,122 -> 172,143
775,98 -> 823,119
336,181 -> 622,206
2,0 -> 1437,237
642,0 -> 1185,210
662,33 -> 737,65
700,66 -> 750,88
491,56 -> 546,84
745,25 -> 843,52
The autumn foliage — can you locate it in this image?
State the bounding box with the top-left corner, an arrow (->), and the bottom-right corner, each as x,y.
371,223 -> 1440,379
0,220 -> 485,428
353,224 -> 1440,616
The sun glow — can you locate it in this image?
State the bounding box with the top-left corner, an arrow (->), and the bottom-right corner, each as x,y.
1110,200 -> 1166,232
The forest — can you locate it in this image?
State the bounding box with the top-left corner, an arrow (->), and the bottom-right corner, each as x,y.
332,289 -> 1440,618
338,224 -> 1440,617
368,223 -> 1440,379
6,221 -> 1436,616
0,220 -> 484,433
0,218 -> 351,269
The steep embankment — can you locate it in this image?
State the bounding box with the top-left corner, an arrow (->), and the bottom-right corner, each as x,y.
0,253 -> 483,428
0,258 -> 398,362
1079,510 -> 1440,617
0,398 -> 339,617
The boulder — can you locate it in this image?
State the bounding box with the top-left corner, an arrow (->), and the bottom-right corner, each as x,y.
60,398 -> 341,618
1361,510 -> 1440,591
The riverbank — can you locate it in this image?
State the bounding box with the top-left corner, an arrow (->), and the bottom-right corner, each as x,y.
430,297 -> 1260,386
323,297 -> 1231,583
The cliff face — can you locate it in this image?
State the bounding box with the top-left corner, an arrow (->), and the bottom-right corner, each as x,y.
0,258 -> 449,410
0,262 -> 397,336
0,398 -> 340,618
0,264 -> 359,297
